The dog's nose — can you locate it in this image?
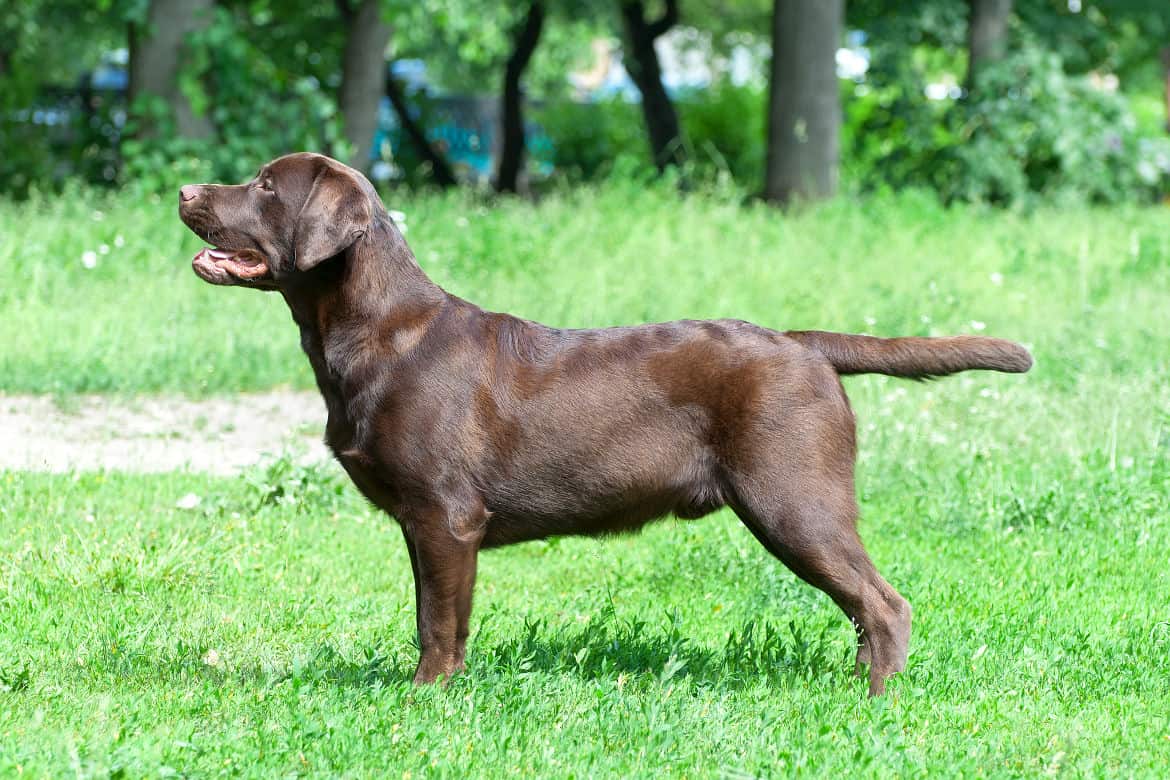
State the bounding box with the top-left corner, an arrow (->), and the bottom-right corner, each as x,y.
179,185 -> 199,203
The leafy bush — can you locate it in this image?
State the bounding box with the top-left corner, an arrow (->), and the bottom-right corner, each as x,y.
847,41 -> 1170,205
538,81 -> 767,188
119,7 -> 347,193
679,81 -> 767,189
535,96 -> 648,181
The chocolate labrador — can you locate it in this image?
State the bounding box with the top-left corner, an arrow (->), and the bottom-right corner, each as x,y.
179,153 -> 1031,695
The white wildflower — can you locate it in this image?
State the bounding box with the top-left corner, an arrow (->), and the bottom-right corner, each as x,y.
175,492 -> 201,510
81,250 -> 98,269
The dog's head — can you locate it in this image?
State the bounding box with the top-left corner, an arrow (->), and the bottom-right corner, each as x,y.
178,152 -> 380,289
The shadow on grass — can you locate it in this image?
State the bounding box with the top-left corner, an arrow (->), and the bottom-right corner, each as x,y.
479,613 -> 853,691
265,612 -> 855,694
72,613 -> 855,694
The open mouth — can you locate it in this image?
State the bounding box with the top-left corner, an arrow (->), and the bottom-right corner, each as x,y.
192,247 -> 271,285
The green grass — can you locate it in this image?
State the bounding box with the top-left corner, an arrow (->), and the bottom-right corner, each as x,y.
3,180 -> 1169,394
2,442 -> 1168,776
2,181 -> 1170,775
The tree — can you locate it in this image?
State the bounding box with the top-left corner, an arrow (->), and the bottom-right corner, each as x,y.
1163,46 -> 1170,133
764,0 -> 843,204
495,1 -> 546,193
619,0 -> 685,170
337,0 -> 393,173
383,71 -> 459,187
128,0 -> 216,139
966,0 -> 1012,92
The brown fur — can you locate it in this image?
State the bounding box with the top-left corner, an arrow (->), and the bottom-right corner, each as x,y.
179,153 -> 1032,695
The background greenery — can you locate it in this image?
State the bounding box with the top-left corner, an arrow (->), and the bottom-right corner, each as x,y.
3,1 -> 1169,203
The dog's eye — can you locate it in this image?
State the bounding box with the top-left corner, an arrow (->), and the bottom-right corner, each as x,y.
258,179 -> 274,193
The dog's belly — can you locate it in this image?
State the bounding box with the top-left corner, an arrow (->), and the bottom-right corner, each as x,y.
481,479 -> 726,548
479,426 -> 727,547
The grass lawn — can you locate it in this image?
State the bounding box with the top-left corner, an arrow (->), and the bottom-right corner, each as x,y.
2,181 -> 1169,776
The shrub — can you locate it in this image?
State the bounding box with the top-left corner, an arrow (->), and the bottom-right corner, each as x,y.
534,96 -> 648,182
119,7 -> 346,193
679,81 -> 767,189
847,41 -> 1170,205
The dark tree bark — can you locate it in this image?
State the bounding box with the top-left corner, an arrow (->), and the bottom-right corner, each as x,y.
384,70 -> 458,188
764,0 -> 842,205
337,0 -> 393,173
495,1 -> 545,194
619,0 -> 684,171
128,0 -> 215,139
1161,47 -> 1170,134
966,0 -> 1013,92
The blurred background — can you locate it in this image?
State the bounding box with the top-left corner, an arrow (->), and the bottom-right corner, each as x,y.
3,0 -> 1170,205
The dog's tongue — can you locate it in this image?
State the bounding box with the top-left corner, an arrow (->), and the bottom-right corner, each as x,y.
192,247 -> 269,282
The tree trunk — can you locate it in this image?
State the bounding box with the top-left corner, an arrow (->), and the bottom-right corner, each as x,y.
384,70 -> 459,188
966,0 -> 1012,92
495,2 -> 545,194
338,0 -> 392,173
1161,47 -> 1170,134
764,0 -> 842,205
619,0 -> 684,171
127,0 -> 215,139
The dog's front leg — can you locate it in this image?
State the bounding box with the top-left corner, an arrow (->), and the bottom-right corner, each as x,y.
401,506 -> 484,684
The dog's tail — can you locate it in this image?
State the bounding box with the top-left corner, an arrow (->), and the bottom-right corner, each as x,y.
784,330 -> 1032,379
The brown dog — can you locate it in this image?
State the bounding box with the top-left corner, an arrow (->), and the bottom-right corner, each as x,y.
179,153 -> 1031,695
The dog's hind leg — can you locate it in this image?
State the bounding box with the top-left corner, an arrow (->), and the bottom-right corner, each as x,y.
730,478 -> 910,695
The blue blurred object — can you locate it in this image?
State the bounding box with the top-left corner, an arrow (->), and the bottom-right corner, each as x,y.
375,60 -> 553,183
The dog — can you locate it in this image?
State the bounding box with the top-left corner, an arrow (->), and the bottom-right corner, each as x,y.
179,153 -> 1031,695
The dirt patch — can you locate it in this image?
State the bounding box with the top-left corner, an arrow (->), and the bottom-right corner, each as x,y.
0,391 -> 332,474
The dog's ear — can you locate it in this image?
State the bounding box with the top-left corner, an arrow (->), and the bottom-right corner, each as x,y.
293,166 -> 372,271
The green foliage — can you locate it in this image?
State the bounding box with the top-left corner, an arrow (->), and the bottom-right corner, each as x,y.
392,0 -> 602,97
951,44 -> 1169,204
679,81 -> 767,188
538,82 -> 767,187
1013,0 -> 1170,86
535,97 -> 649,180
0,1 -> 130,196
847,40 -> 1170,205
3,0 -> 1170,201
119,6 -> 348,192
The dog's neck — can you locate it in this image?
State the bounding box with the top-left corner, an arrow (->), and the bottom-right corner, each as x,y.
281,216 -> 447,427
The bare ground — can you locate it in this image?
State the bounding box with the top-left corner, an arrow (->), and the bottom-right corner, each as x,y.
0,391 -> 332,474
